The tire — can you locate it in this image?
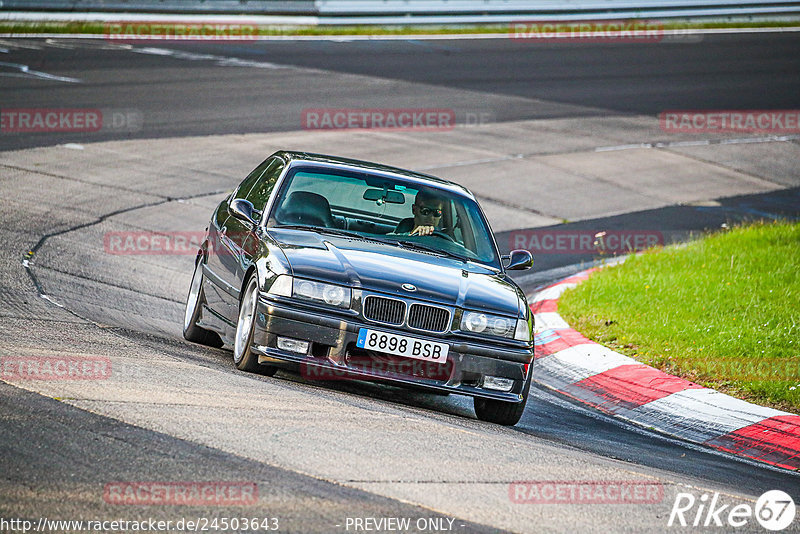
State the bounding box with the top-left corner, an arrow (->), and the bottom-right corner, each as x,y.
233,274 -> 277,376
183,258 -> 223,348
473,373 -> 532,426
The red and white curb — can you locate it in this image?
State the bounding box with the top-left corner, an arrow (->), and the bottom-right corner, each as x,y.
531,268 -> 800,471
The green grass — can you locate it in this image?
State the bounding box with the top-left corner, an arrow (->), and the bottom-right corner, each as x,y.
0,19 -> 799,37
558,221 -> 800,412
0,22 -> 509,36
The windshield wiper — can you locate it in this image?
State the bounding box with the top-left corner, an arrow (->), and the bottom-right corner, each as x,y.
395,240 -> 469,263
273,225 -> 394,244
273,224 -> 358,237
312,227 -> 366,239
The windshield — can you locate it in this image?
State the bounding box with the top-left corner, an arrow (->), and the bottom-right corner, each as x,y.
267,165 -> 500,267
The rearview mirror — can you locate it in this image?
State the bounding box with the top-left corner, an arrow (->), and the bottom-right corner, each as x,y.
363,188 -> 405,204
504,249 -> 533,271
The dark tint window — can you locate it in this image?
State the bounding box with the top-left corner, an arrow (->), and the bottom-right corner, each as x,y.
245,159 -> 284,213
233,157 -> 274,201
232,157 -> 285,214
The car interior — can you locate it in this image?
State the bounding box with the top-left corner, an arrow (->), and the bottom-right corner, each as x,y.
270,168 -> 493,263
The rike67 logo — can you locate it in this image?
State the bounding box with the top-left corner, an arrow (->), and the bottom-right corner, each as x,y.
668,490 -> 795,531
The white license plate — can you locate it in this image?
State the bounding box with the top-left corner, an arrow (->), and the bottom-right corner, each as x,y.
357,328 -> 449,363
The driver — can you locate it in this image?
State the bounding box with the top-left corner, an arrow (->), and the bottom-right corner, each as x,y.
395,190 -> 444,236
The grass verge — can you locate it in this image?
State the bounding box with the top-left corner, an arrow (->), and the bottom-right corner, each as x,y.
0,20 -> 799,37
558,220 -> 800,413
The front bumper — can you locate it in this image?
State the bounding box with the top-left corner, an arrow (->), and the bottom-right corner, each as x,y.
252,296 -> 533,402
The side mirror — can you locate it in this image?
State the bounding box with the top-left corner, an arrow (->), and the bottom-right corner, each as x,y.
230,199 -> 258,227
504,249 -> 533,271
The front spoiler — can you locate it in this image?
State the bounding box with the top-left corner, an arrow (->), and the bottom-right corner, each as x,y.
253,296 -> 534,403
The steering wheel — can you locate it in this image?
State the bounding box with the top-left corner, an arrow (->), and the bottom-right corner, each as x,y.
430,229 -> 455,242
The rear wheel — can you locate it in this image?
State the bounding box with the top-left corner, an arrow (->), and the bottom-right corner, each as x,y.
473,373 -> 532,426
183,258 -> 223,348
233,274 -> 276,376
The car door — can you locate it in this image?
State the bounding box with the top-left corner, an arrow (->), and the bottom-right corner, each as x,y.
218,157 -> 286,319
237,157 -> 285,280
207,157 -> 279,322
201,199 -> 234,322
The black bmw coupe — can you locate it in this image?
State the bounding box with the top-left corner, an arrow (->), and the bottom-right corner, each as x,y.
184,151 -> 535,425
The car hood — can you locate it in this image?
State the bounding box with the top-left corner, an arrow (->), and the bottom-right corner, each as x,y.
270,228 -> 523,317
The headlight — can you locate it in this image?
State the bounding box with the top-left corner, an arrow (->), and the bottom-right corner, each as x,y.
293,278 -> 351,308
461,311 -> 515,338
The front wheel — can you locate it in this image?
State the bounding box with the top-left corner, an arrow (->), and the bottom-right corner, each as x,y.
474,373 -> 531,426
183,258 -> 223,348
233,274 -> 276,376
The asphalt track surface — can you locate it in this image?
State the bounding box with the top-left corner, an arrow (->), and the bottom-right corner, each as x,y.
1,33 -> 799,533
2,32 -> 800,151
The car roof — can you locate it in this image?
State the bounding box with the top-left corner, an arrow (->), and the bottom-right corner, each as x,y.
273,150 -> 475,199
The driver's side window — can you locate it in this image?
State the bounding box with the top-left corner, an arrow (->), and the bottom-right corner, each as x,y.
245,159 -> 284,213
231,157 -> 284,219
232,157 -> 274,201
